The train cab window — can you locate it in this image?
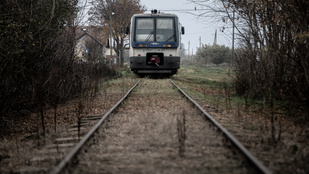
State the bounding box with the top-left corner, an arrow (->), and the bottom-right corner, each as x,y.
156,18 -> 175,42
135,18 -> 154,42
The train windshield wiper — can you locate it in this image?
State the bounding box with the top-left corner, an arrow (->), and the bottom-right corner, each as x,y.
165,34 -> 175,42
145,31 -> 154,41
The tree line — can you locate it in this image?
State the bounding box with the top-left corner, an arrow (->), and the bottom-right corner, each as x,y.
0,0 -> 144,137
227,0 -> 308,115
191,0 -> 309,120
195,44 -> 232,65
88,0 -> 145,66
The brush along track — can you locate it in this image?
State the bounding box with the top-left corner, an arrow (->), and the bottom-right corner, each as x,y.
52,78 -> 270,174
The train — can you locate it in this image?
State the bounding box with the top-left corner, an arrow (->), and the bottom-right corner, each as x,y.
128,10 -> 184,76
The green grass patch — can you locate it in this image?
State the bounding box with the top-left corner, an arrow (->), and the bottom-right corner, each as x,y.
173,66 -> 279,116
175,66 -> 234,88
172,66 -> 239,110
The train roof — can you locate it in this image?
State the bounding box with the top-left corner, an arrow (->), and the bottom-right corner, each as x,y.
132,12 -> 178,17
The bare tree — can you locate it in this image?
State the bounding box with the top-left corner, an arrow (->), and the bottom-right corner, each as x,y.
190,0 -> 309,118
222,0 -> 309,115
0,0 -> 118,139
88,0 -> 145,66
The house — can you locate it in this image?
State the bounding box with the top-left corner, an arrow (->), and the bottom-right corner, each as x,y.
75,26 -> 118,64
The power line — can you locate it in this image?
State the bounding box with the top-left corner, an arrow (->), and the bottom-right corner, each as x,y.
147,9 -> 209,12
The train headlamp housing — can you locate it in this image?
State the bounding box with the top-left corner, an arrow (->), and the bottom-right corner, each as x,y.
136,43 -> 148,47
162,44 -> 174,48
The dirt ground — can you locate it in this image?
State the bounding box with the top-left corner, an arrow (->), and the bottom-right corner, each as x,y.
175,80 -> 309,174
70,79 -> 251,174
0,77 -> 308,173
0,78 -> 136,173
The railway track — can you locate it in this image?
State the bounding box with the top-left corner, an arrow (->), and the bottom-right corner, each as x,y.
47,78 -> 270,174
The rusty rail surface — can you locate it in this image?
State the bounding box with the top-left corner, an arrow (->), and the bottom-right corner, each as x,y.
170,79 -> 271,174
50,79 -> 141,174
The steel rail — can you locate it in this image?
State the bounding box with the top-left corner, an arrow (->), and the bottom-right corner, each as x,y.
170,79 -> 271,174
50,79 -> 141,174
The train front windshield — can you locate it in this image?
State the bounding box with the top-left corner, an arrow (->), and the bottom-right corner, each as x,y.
135,17 -> 176,42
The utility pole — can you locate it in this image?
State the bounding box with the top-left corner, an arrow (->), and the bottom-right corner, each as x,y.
213,29 -> 217,46
188,41 -> 190,60
232,9 -> 235,65
199,36 -> 201,48
110,15 -> 112,65
109,11 -> 115,66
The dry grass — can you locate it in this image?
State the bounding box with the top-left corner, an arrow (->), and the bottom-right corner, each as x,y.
70,79 -> 249,174
173,66 -> 308,174
0,77 -> 138,173
2,74 -> 307,173
180,88 -> 309,174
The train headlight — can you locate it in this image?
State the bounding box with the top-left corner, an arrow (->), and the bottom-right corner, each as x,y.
162,44 -> 173,47
136,44 -> 148,47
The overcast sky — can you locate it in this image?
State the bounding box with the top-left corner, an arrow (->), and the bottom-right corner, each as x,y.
80,0 -> 233,54
139,0 -> 233,53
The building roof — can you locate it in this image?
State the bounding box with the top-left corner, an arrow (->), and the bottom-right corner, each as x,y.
77,32 -> 104,47
76,25 -> 108,46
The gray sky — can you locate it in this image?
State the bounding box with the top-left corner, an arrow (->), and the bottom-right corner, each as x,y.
139,0 -> 232,53
80,0 -> 233,54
